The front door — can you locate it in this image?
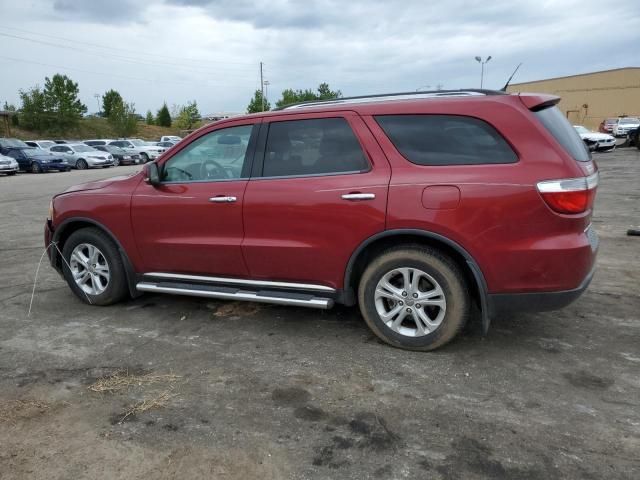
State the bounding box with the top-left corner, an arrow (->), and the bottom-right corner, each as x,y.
242,112 -> 391,289
131,122 -> 258,276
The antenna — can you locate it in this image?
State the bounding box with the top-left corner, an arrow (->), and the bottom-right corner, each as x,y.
501,63 -> 522,92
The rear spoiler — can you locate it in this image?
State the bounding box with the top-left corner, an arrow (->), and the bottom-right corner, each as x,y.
517,93 -> 561,111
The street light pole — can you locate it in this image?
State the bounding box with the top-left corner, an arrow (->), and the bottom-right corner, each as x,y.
474,56 -> 492,89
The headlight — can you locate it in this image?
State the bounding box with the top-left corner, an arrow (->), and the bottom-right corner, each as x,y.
108,155 -> 113,160
40,159 -> 49,164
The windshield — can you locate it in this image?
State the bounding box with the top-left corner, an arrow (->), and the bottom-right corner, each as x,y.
0,138 -> 28,148
130,140 -> 145,146
620,118 -> 639,125
574,126 -> 590,134
38,141 -> 56,149
106,146 -> 125,154
72,144 -> 96,152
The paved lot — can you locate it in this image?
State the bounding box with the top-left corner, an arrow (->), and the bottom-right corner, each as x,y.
1,149 -> 639,479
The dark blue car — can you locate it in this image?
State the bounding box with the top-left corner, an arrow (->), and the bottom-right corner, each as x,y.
4,147 -> 70,173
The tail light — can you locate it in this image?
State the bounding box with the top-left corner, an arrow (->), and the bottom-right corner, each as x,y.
537,172 -> 598,214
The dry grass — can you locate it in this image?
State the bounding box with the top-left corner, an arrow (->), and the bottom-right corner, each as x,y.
88,370 -> 181,393
0,399 -> 51,423
118,390 -> 175,424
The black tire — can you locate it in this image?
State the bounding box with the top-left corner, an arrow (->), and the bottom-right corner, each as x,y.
113,157 -> 120,167
61,228 -> 129,306
77,159 -> 88,170
141,152 -> 149,163
358,246 -> 469,351
31,162 -> 42,174
7,171 -> 16,176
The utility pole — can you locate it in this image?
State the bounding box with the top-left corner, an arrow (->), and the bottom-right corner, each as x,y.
260,62 -> 264,112
94,93 -> 100,114
263,80 -> 270,106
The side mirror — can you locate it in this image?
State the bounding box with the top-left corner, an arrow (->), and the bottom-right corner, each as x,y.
145,162 -> 161,186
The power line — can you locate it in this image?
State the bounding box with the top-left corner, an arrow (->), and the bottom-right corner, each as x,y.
0,31 -> 254,77
0,24 -> 256,67
0,54 -> 253,88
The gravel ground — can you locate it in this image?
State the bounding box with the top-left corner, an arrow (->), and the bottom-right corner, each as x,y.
0,147 -> 639,479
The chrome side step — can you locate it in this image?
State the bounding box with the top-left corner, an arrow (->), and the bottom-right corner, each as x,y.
143,272 -> 335,293
136,281 -> 334,309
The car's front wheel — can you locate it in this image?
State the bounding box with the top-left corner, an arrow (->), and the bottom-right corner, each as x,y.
140,152 -> 149,163
358,246 -> 469,351
61,228 -> 128,306
31,162 -> 42,174
76,159 -> 88,170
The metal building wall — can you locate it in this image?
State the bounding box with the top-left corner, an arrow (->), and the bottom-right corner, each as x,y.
507,67 -> 640,130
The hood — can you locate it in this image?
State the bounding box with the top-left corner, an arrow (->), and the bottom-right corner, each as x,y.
580,132 -> 614,140
57,173 -> 139,195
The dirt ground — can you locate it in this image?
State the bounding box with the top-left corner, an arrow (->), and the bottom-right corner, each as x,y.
0,147 -> 638,479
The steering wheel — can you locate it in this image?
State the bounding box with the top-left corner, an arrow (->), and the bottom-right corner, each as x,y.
199,158 -> 227,180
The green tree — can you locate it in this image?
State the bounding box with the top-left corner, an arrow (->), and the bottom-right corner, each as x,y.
274,83 -> 341,108
102,89 -> 122,117
173,100 -> 200,129
18,86 -> 48,132
42,74 -> 87,132
3,101 -> 19,126
145,109 -> 155,125
247,90 -> 271,113
156,102 -> 171,127
108,99 -> 138,137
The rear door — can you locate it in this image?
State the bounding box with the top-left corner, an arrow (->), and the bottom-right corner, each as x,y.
242,112 -> 391,289
131,121 -> 259,276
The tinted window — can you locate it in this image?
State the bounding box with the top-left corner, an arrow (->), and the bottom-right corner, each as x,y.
533,106 -> 589,162
263,117 -> 368,177
162,124 -> 253,182
375,115 -> 517,166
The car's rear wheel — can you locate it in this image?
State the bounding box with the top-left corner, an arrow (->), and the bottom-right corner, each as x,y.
113,157 -> 120,166
30,162 -> 42,174
358,246 -> 469,351
61,228 -> 128,306
77,159 -> 88,170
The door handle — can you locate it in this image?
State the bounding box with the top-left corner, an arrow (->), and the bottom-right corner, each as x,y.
341,193 -> 376,201
209,196 -> 237,203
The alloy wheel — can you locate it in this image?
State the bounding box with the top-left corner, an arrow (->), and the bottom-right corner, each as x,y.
69,243 -> 110,295
374,267 -> 446,337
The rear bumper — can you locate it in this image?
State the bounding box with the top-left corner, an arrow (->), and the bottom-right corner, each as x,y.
487,263 -> 595,316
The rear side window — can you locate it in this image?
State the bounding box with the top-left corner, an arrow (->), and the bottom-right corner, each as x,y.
533,106 -> 590,162
263,117 -> 369,177
375,114 -> 517,166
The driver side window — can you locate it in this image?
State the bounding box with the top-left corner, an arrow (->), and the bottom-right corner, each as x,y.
162,125 -> 253,183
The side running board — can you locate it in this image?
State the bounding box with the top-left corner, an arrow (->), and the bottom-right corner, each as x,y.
136,280 -> 334,309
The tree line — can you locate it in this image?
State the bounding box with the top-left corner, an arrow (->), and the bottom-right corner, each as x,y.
4,73 -> 201,136
246,82 -> 342,113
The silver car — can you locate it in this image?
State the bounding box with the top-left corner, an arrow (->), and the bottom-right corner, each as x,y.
0,153 -> 19,175
49,143 -> 115,169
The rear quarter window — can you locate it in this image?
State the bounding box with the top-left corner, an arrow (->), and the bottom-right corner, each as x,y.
533,106 -> 590,162
375,115 -> 517,166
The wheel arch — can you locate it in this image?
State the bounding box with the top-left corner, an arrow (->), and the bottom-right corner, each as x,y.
343,229 -> 491,333
52,217 -> 139,298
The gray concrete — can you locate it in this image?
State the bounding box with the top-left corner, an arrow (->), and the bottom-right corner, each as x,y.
0,150 -> 639,479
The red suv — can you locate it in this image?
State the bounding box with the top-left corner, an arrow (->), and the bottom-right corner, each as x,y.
45,90 -> 599,351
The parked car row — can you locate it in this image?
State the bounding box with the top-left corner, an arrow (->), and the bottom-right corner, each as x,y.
599,116 -> 640,137
0,136 -> 182,175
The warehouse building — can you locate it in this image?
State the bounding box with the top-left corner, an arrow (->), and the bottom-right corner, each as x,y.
507,67 -> 640,130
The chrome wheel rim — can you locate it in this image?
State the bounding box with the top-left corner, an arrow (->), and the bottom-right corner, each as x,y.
69,243 -> 110,295
374,267 -> 446,337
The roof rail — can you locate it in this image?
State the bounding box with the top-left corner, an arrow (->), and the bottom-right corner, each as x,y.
274,89 -> 507,111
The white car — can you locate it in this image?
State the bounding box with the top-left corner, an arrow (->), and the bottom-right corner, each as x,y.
612,117 -> 640,137
107,139 -> 165,163
0,153 -> 19,175
161,135 -> 182,143
573,125 -> 616,152
83,139 -> 114,147
25,140 -> 57,150
49,143 -> 115,169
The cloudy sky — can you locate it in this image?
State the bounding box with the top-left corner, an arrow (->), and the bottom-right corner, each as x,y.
1,0 -> 638,115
